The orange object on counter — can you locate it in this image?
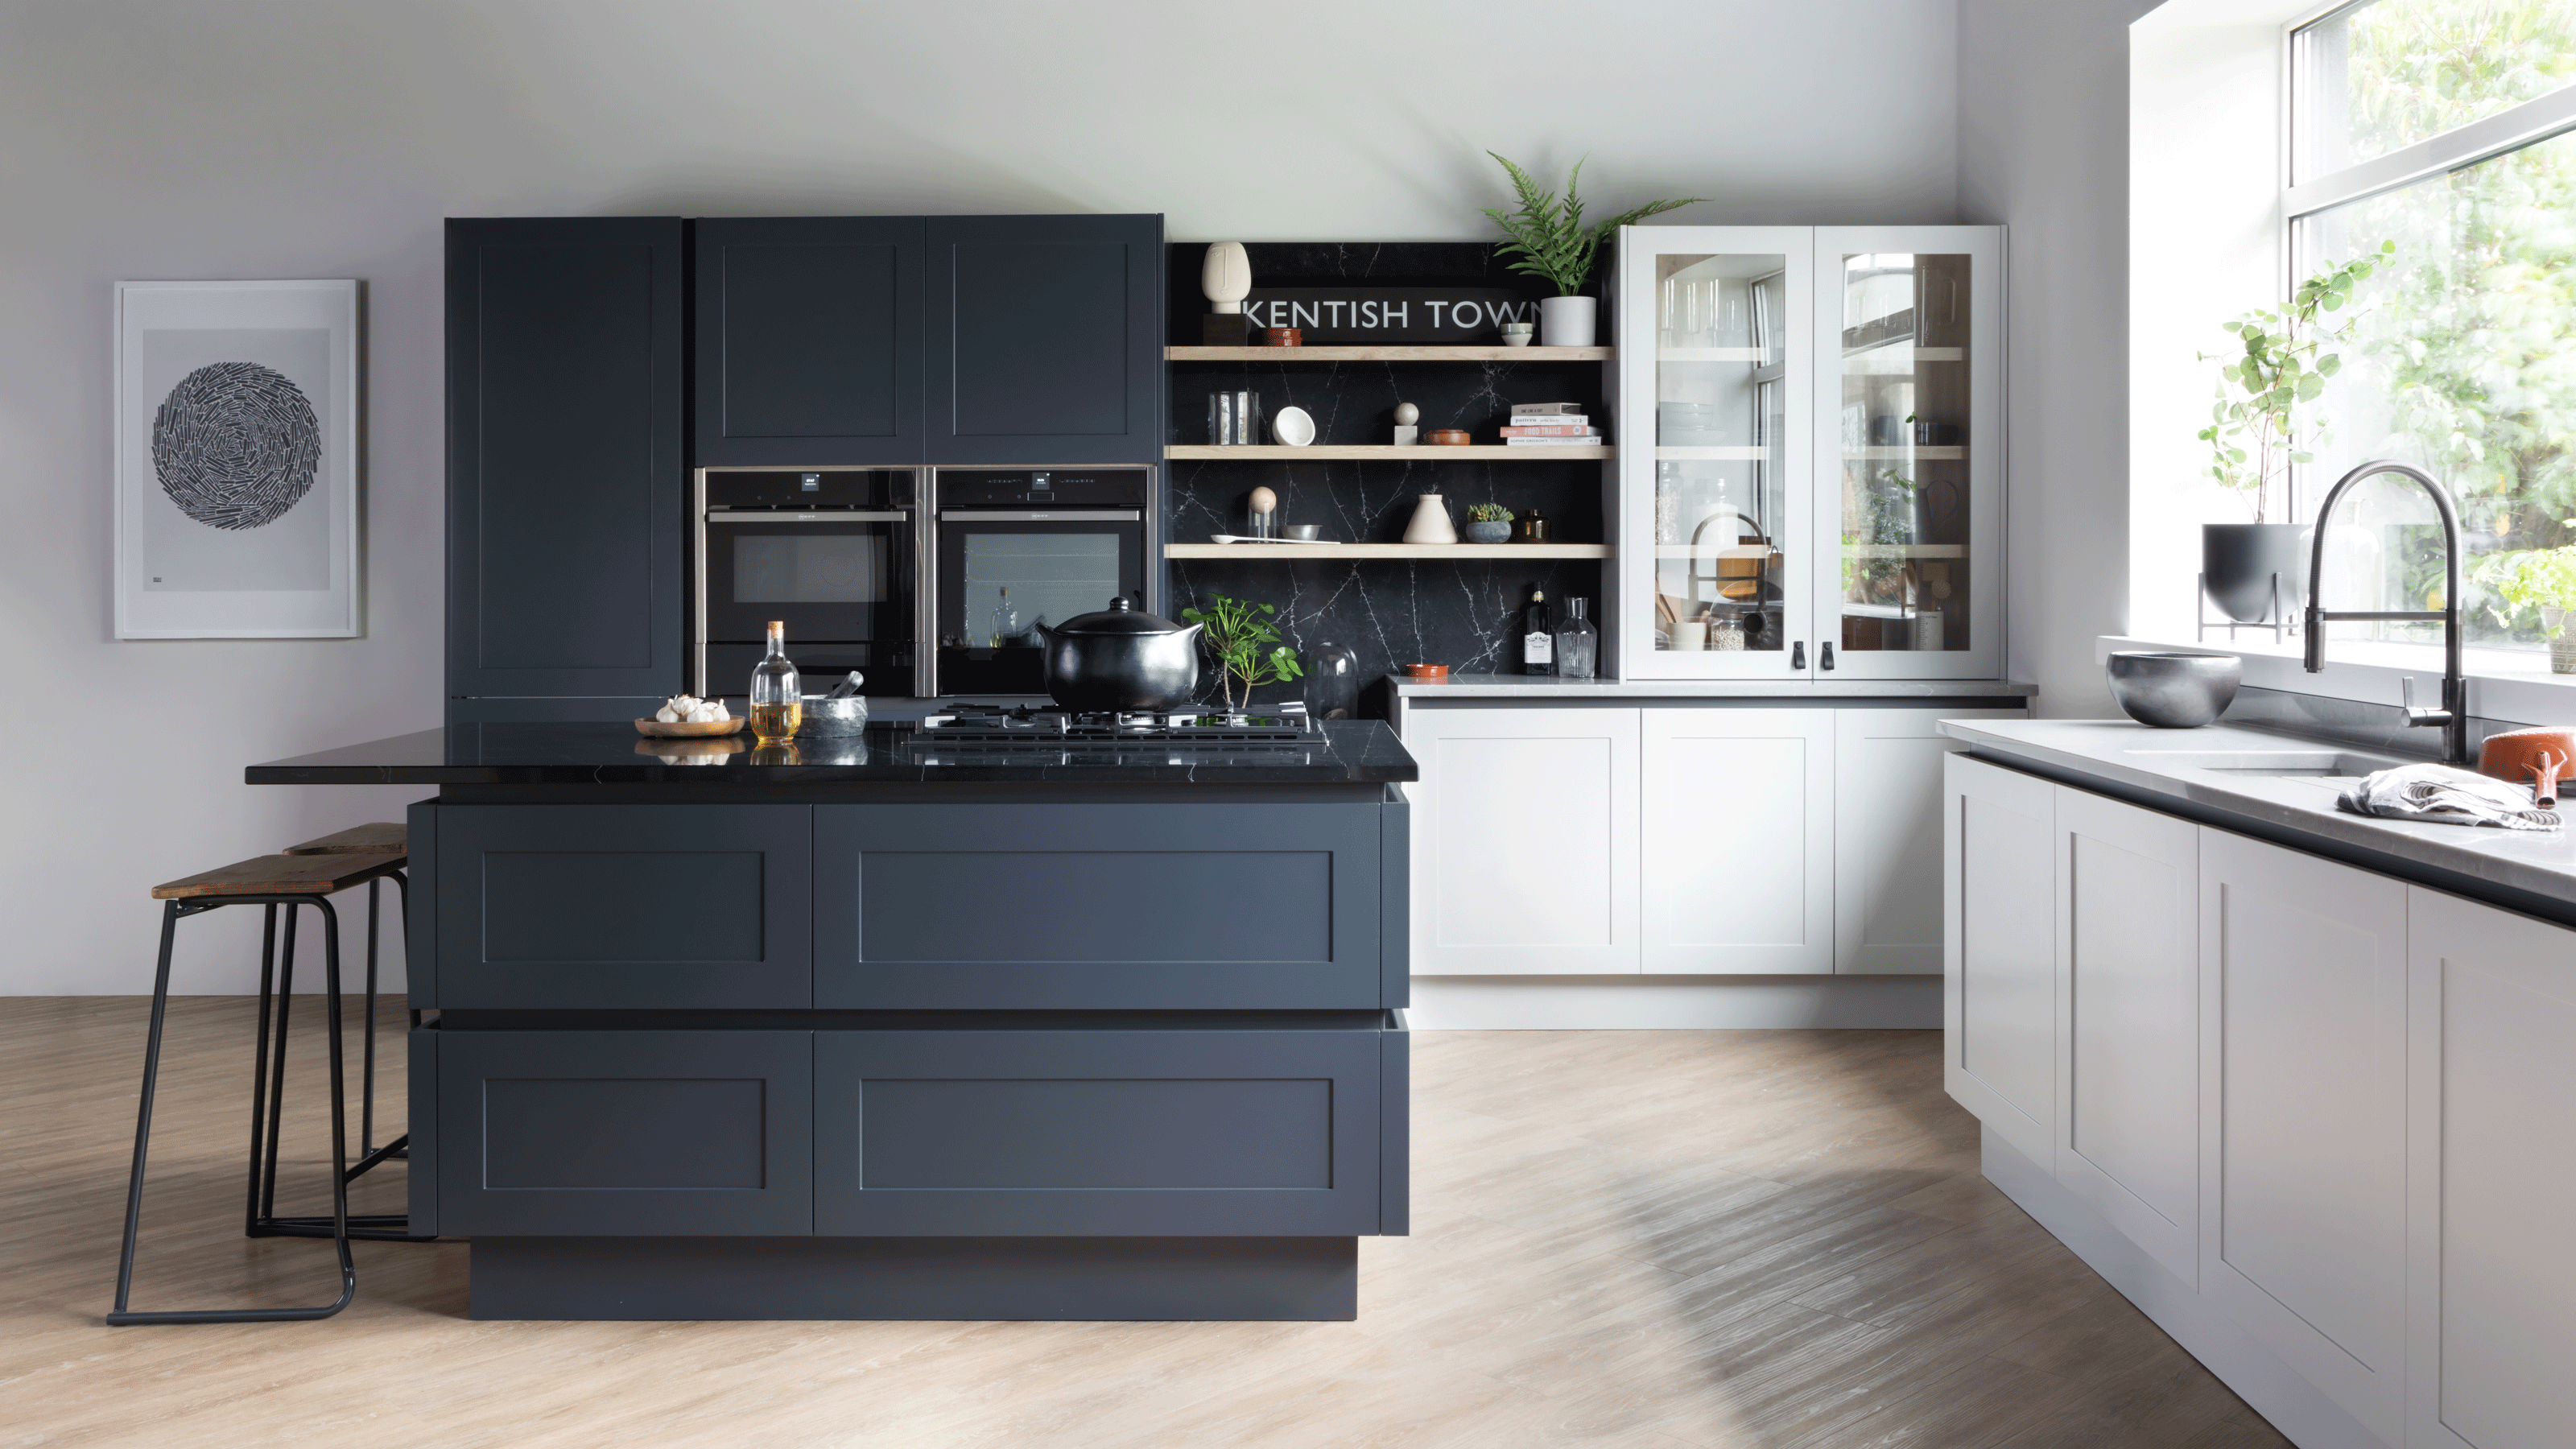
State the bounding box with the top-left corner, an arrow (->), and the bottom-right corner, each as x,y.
1425,429 -> 1471,446
2477,725 -> 2576,807
1402,663 -> 1450,679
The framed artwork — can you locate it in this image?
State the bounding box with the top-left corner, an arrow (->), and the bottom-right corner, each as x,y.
114,279 -> 359,638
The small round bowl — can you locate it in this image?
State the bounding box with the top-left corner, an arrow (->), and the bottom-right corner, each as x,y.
1426,429 -> 1472,446
797,693 -> 871,738
1402,663 -> 1450,679
1284,523 -> 1322,541
1463,520 -> 1512,543
2106,651 -> 2243,729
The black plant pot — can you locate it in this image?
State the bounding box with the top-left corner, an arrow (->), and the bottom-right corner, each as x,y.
2202,522 -> 2311,625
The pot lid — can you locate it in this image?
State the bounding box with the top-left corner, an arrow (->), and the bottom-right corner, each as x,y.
1051,597 -> 1191,636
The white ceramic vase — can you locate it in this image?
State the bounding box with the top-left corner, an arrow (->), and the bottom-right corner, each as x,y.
1540,295 -> 1597,348
1403,493 -> 1457,544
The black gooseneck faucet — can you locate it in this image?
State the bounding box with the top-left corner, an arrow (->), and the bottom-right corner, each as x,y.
2302,460 -> 2470,766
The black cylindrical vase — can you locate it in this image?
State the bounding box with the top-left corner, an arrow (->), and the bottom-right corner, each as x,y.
2202,522 -> 2311,625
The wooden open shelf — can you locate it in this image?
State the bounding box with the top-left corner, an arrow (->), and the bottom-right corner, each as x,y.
1166,444 -> 1614,460
1167,345 -> 1612,362
1166,543 -> 1614,560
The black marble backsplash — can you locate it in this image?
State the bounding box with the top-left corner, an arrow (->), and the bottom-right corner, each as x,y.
1162,242 -> 1610,715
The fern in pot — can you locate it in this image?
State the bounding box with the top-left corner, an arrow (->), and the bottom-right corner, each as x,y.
1483,154 -> 1703,347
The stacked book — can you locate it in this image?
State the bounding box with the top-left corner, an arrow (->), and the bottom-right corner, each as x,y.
1500,401 -> 1603,446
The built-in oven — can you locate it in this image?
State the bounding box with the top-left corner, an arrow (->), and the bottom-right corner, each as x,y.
696,468 -> 922,699
931,468 -> 1153,697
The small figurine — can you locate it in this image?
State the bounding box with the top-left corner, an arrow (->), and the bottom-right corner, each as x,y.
1202,242 -> 1253,345
1392,401 -> 1421,447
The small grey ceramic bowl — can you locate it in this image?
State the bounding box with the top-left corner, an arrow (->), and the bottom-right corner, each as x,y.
1283,523 -> 1322,541
1463,520 -> 1513,543
798,693 -> 871,738
2106,651 -> 2243,729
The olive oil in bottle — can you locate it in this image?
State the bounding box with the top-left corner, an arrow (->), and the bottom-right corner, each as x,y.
749,620 -> 802,740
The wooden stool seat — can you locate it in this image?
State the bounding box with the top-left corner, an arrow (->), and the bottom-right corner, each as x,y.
151,853 -> 405,900
280,822 -> 406,856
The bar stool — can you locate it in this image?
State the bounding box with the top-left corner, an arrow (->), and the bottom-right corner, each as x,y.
109,836 -> 416,1325
279,823 -> 411,1175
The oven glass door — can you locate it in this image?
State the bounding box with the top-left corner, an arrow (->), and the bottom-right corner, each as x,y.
937,511 -> 1144,696
704,513 -> 914,694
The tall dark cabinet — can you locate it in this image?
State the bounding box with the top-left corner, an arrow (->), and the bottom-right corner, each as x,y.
445,217 -> 685,722
695,217 -> 926,465
925,214 -> 1162,464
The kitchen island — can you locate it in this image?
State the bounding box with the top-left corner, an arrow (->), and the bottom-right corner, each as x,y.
250,720 -> 1414,1322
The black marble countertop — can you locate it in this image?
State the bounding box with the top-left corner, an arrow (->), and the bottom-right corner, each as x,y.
245,720 -> 1418,785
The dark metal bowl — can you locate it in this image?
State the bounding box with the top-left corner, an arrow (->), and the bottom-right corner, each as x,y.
2107,651 -> 2243,729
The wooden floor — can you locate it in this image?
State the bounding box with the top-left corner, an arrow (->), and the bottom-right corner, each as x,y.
0,998 -> 2290,1448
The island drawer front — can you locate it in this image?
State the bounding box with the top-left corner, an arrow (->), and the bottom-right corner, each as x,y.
429,804 -> 813,1009
813,1029 -> 1386,1236
811,802 -> 1384,1009
436,1030 -> 814,1236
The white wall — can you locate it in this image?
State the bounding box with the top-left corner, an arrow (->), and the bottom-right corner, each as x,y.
0,0 -> 1964,993
1959,0 -> 2164,720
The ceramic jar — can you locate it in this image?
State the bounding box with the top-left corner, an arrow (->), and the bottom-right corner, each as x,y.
1404,493 -> 1457,544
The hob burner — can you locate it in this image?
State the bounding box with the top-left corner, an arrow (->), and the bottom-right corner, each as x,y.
919,704 -> 1314,741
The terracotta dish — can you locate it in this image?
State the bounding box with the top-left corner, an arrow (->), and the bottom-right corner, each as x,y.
1425,429 -> 1472,446
635,716 -> 746,738
1402,663 -> 1451,679
1261,327 -> 1302,347
2476,725 -> 2576,807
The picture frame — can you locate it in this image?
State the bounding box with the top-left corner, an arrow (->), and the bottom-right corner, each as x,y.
114,279 -> 359,638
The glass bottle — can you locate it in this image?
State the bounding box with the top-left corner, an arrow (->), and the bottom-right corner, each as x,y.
1521,588 -> 1555,676
989,585 -> 1018,647
1555,598 -> 1599,679
749,620 -> 802,740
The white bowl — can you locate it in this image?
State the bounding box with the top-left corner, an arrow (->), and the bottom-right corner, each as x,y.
1271,406 -> 1316,447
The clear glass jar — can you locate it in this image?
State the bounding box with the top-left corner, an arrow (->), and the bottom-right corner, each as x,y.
1303,641 -> 1360,720
1711,615 -> 1746,651
1554,598 -> 1599,679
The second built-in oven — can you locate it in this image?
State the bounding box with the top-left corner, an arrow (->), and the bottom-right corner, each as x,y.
696,468 -> 921,698
932,468 -> 1152,697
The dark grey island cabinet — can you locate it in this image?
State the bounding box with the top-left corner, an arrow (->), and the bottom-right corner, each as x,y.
262,720 -> 1414,1321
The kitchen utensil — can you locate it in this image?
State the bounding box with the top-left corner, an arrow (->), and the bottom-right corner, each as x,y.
2477,726 -> 2576,807
635,716 -> 746,738
798,693 -> 870,738
1270,407 -> 1315,447
1209,534 -> 1340,545
2106,650 -> 2242,729
1035,597 -> 1203,712
1261,327 -> 1302,347
1284,524 -> 1322,541
1425,429 -> 1471,446
1402,663 -> 1449,679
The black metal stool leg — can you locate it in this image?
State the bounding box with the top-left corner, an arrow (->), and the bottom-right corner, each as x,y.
242,904 -> 279,1238
109,896 -> 357,1325
256,905 -> 296,1227
361,877 -> 380,1155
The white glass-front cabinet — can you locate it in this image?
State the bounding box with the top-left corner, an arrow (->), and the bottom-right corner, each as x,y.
1616,225 -> 2002,679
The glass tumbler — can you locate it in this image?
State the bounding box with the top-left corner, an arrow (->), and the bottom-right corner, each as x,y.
1209,391 -> 1261,446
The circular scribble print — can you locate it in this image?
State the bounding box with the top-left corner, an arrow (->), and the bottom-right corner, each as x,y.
151,361 -> 320,530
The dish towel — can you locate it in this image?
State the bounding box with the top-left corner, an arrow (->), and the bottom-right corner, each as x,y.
2338,764 -> 2562,831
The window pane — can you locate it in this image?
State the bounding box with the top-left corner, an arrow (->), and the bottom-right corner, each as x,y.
2297,1 -> 2576,181
2297,125 -> 2576,651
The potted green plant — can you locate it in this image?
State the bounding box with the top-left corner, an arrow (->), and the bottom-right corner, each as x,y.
2195,242 -> 2392,623
1464,502 -> 1514,543
2474,542 -> 2576,673
1482,154 -> 1705,347
1182,592 -> 1304,712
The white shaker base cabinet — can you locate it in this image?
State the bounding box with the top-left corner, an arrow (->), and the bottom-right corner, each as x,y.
1641,708 -> 1834,975
1942,753 -> 2058,1169
2198,830 -> 2409,1448
1407,707 -> 1639,975
2405,889 -> 2576,1449
1838,709 -> 2021,974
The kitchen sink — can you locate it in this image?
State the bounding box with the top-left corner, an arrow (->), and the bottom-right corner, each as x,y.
2121,748 -> 2402,778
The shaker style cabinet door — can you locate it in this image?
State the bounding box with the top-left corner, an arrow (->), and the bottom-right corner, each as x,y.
1941,752 -> 2056,1167
2404,888 -> 2576,1449
1406,707 -> 1641,975
695,217 -> 926,465
1641,707 -> 1835,974
427,803 -> 813,1010
2198,829 -> 2407,1448
445,217 -> 685,720
2052,786 -> 2199,1287
924,213 -> 1163,464
1831,707 -> 2025,974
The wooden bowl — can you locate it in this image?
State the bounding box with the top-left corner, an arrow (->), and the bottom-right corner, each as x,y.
2477,725 -> 2576,807
1402,663 -> 1450,679
635,716 -> 745,737
1425,429 -> 1472,446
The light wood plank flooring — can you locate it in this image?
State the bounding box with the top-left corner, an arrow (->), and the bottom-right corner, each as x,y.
0,999 -> 2288,1447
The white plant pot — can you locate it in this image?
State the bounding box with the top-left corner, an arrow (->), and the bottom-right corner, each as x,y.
1402,493 -> 1457,544
1539,295 -> 1597,349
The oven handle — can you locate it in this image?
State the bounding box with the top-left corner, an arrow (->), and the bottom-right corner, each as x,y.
704,510 -> 912,522
938,510 -> 1141,522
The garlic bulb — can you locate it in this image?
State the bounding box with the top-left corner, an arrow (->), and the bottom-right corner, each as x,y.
654,707 -> 679,723
710,701 -> 730,719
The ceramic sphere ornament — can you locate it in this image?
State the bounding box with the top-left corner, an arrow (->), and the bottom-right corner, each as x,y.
1270,405 -> 1316,446
1201,242 -> 1252,313
1393,402 -> 1419,426
1248,485 -> 1278,516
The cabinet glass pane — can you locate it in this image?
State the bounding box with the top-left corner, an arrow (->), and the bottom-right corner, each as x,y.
1834,251 -> 1971,654
1654,254 -> 1790,654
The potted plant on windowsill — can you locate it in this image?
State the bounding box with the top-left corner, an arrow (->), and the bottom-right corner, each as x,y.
1482,154 -> 1704,348
2474,541 -> 2576,674
2196,242 -> 2393,624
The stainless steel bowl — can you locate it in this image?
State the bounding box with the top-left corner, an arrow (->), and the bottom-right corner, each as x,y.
797,693 -> 870,738
1284,523 -> 1322,541
2106,651 -> 2243,729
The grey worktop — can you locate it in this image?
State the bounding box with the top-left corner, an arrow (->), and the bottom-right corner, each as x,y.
1387,673 -> 2038,700
1941,717 -> 2576,920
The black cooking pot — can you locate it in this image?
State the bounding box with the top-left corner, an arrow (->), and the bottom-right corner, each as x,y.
1038,597 -> 1203,712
